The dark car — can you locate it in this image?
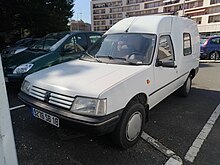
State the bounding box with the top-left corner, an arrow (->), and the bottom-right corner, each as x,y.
3,31 -> 102,85
1,38 -> 40,60
200,36 -> 220,60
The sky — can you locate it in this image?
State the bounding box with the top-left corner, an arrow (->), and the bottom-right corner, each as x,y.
73,0 -> 91,23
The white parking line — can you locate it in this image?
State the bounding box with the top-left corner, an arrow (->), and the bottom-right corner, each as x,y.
9,105 -> 26,111
185,103 -> 220,162
141,132 -> 182,165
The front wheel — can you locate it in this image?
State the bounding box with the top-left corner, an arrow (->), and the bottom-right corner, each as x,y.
209,51 -> 219,60
177,75 -> 192,97
111,102 -> 146,149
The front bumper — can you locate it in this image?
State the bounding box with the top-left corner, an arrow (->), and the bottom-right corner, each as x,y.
18,92 -> 122,135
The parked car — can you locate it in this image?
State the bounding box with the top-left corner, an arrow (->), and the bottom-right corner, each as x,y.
3,31 -> 102,84
200,36 -> 220,60
1,38 -> 40,60
19,15 -> 200,149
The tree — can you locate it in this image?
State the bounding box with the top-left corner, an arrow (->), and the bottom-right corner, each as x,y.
0,0 -> 74,46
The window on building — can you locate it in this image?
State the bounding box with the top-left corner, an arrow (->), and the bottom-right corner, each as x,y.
183,33 -> 192,56
209,15 -> 220,23
192,17 -> 202,24
210,0 -> 220,5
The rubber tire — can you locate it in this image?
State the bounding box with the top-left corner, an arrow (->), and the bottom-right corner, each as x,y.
209,51 -> 220,60
111,101 -> 146,149
177,75 -> 192,97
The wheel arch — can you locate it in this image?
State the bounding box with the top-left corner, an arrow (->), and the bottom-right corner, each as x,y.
124,93 -> 149,122
190,69 -> 196,79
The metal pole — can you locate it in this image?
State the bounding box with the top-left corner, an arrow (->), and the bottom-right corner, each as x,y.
182,0 -> 186,16
0,57 -> 18,165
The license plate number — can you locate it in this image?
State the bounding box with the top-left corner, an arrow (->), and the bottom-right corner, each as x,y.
32,108 -> 59,127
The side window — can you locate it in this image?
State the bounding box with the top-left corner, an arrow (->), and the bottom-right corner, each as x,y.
157,35 -> 174,62
88,34 -> 101,44
183,33 -> 192,56
63,35 -> 86,53
210,37 -> 220,44
75,34 -> 88,50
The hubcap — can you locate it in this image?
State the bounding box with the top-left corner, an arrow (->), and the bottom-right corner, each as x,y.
126,111 -> 142,141
210,52 -> 219,60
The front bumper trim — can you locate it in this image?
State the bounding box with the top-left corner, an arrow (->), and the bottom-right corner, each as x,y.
18,92 -> 122,135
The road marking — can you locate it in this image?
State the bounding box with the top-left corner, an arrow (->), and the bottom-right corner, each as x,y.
165,157 -> 182,165
185,103 -> 220,162
141,132 -> 182,165
200,59 -> 220,63
9,105 -> 26,111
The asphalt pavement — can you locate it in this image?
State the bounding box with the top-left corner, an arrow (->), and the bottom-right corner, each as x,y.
7,62 -> 220,165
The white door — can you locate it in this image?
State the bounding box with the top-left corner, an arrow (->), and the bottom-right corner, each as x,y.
150,35 -> 179,108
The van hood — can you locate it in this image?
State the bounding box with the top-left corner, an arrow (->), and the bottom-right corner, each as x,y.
26,60 -> 147,98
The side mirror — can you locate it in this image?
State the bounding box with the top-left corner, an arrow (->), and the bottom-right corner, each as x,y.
156,59 -> 177,68
63,47 -> 73,53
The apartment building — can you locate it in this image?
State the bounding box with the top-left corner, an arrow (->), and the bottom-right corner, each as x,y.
91,0 -> 220,36
70,20 -> 91,31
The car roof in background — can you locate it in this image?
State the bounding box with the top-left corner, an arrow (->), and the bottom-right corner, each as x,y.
45,31 -> 102,36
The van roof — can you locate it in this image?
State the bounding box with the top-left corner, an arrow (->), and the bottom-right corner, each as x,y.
105,15 -> 194,35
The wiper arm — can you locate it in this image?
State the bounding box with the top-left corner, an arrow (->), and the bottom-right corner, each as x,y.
82,52 -> 102,63
96,55 -> 114,59
98,55 -> 140,65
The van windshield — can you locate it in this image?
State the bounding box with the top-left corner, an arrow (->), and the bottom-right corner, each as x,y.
83,33 -> 156,65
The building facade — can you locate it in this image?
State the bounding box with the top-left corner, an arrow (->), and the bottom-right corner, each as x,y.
91,0 -> 220,36
70,20 -> 91,31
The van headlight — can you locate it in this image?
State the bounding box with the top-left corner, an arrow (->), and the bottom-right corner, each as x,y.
21,80 -> 32,94
13,64 -> 33,74
70,97 -> 107,116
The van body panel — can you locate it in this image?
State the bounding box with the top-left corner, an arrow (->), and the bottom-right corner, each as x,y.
25,60 -> 150,102
105,15 -> 172,35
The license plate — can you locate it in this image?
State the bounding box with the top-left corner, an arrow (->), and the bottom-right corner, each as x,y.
32,108 -> 59,127
4,77 -> 8,82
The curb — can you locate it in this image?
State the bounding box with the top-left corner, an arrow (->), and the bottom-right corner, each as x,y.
199,60 -> 220,63
141,132 -> 183,165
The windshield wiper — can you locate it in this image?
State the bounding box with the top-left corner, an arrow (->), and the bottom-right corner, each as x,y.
96,55 -> 115,59
81,52 -> 102,63
96,55 -> 140,65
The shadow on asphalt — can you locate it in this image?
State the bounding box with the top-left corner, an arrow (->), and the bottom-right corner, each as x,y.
199,63 -> 215,68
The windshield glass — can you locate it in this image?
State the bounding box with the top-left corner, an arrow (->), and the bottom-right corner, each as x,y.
85,33 -> 156,65
30,33 -> 69,51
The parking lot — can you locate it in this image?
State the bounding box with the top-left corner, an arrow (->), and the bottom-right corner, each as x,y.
7,62 -> 220,165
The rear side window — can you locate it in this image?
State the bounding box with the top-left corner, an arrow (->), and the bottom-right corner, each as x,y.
210,37 -> 220,44
88,34 -> 101,44
183,33 -> 192,56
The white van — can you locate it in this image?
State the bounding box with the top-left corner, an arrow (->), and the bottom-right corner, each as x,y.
19,15 -> 200,149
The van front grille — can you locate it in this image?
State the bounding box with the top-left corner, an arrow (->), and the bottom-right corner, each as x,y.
30,86 -> 74,109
